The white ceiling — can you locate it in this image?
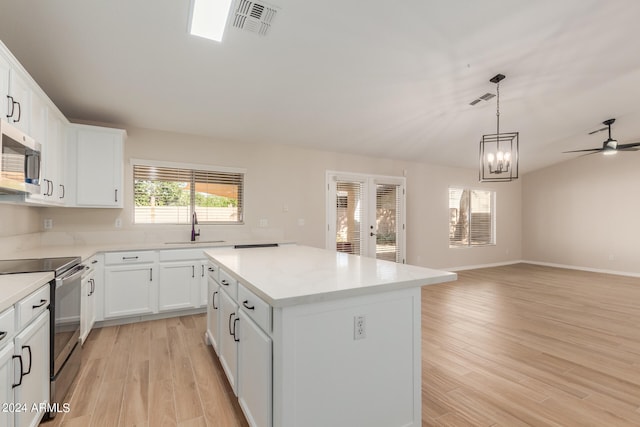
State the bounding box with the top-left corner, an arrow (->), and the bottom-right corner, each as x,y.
1,0 -> 640,174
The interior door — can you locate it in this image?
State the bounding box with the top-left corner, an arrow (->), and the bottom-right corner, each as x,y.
327,172 -> 405,263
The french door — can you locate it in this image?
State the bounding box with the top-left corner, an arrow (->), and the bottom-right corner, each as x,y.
326,172 -> 406,263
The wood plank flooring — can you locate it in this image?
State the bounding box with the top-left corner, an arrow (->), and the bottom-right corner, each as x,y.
42,263 -> 640,426
422,263 -> 640,426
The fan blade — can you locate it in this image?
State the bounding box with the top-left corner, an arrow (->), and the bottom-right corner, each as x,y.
616,142 -> 640,150
588,127 -> 607,135
563,148 -> 602,153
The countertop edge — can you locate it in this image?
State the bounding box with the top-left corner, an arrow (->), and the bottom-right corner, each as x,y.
0,272 -> 54,312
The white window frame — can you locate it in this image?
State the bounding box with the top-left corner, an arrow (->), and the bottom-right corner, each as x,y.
448,186 -> 496,248
131,158 -> 246,225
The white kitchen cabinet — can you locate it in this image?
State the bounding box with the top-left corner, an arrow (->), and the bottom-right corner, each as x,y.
73,124 -> 125,208
0,341 -> 15,427
13,310 -> 49,427
80,265 -> 96,343
0,52 -> 10,120
104,264 -> 157,318
158,262 -> 196,312
6,69 -> 31,134
237,310 -> 272,427
219,288 -> 239,394
206,264 -> 221,354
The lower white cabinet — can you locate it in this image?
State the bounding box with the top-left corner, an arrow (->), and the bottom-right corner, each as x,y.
218,289 -> 239,394
13,311 -> 50,427
206,275 -> 221,354
158,262 -> 196,312
237,310 -> 272,427
0,341 -> 15,427
104,264 -> 157,318
80,268 -> 96,343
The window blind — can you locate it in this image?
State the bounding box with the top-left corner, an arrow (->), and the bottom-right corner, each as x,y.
335,181 -> 363,255
133,164 -> 244,224
375,183 -> 401,262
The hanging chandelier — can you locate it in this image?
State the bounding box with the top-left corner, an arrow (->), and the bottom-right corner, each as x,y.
479,74 -> 519,182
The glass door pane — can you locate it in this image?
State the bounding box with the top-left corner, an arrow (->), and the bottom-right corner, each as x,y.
375,184 -> 400,262
335,181 -> 363,255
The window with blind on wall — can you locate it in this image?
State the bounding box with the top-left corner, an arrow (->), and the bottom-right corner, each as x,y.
133,163 -> 244,224
448,187 -> 495,247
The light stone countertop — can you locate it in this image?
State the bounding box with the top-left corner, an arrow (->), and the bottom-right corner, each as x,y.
205,244 -> 457,307
0,272 -> 53,313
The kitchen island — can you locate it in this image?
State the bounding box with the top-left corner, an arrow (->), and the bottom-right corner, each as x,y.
204,244 -> 456,427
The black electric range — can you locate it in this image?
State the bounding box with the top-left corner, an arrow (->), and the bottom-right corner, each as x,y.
0,256 -> 81,276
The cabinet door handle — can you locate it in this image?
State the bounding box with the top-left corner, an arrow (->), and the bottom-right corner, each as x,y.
12,355 -> 23,388
192,265 -> 195,278
122,256 -> 139,260
233,318 -> 240,342
13,100 -> 21,123
48,180 -> 54,196
201,265 -> 205,277
221,279 -> 229,286
91,279 -> 95,295
32,299 -> 47,309
60,184 -> 65,199
6,95 -> 14,118
149,268 -> 153,281
115,189 -> 118,202
212,291 -> 218,309
228,313 -> 235,335
22,345 -> 32,375
242,300 -> 255,310
0,331 -> 6,341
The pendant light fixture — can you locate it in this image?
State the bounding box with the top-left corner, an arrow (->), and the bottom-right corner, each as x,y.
479,74 -> 519,182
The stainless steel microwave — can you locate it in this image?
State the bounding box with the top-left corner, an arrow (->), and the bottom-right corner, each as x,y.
0,119 -> 41,194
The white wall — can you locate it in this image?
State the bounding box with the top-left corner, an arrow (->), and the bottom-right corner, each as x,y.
36,126 -> 522,270
523,152 -> 640,275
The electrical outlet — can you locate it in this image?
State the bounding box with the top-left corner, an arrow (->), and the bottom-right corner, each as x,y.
259,218 -> 268,227
43,219 -> 53,230
115,218 -> 122,228
354,315 -> 366,340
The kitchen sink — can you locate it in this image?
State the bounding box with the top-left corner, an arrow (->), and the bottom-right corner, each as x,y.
164,240 -> 226,245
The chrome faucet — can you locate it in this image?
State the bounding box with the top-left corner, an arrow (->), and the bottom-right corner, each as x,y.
191,211 -> 200,242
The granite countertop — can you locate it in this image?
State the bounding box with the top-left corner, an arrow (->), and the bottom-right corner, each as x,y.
0,272 -> 53,312
205,244 -> 457,307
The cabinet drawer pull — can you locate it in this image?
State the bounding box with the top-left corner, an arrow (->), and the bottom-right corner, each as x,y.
92,260 -> 98,264
32,299 -> 47,309
201,265 -> 205,277
242,300 -> 255,310
60,184 -> 65,199
115,189 -> 118,202
12,355 -> 23,388
22,345 -> 32,375
212,291 -> 218,309
0,331 -> 6,341
192,265 -> 195,278
122,256 -> 139,260
48,180 -> 54,196
13,100 -> 21,123
221,279 -> 229,286
233,318 -> 240,342
208,267 -> 215,272
149,268 -> 153,281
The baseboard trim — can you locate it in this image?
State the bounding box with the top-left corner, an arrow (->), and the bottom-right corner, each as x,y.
94,307 -> 207,329
447,260 -> 523,272
521,260 -> 640,278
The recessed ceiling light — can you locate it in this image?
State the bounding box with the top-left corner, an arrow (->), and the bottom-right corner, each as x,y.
189,0 -> 234,42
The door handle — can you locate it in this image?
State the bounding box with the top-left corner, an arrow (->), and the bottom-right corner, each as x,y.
228,313 -> 235,335
14,100 -> 21,122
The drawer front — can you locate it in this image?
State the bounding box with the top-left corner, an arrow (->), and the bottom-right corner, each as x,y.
159,249 -> 205,262
207,261 -> 220,283
0,306 -> 16,346
238,283 -> 271,333
104,251 -> 157,265
17,285 -> 50,329
219,268 -> 238,300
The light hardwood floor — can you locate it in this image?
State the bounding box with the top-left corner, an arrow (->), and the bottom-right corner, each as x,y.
43,263 -> 640,426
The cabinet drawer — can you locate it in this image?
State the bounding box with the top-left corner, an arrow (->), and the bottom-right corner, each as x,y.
0,306 -> 16,346
159,249 -> 206,262
17,285 -> 50,330
104,251 -> 157,265
238,284 -> 271,333
219,268 -> 238,300
207,261 -> 220,282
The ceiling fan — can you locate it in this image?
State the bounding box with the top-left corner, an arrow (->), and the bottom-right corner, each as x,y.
563,118 -> 640,155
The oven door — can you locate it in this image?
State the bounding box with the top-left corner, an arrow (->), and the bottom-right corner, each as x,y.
53,264 -> 83,374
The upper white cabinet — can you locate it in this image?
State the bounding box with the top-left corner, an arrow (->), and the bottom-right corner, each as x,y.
0,53 -> 10,120
71,124 -> 125,208
5,68 -> 31,135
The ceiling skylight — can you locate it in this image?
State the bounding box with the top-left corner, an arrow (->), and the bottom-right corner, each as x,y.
189,0 -> 233,42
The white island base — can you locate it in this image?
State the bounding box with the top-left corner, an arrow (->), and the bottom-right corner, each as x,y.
204,244 -> 456,427
274,287 -> 421,427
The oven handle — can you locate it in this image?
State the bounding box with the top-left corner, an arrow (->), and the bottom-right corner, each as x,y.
56,264 -> 86,288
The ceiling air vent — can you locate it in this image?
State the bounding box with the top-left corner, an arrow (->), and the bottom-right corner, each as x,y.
232,0 -> 278,36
